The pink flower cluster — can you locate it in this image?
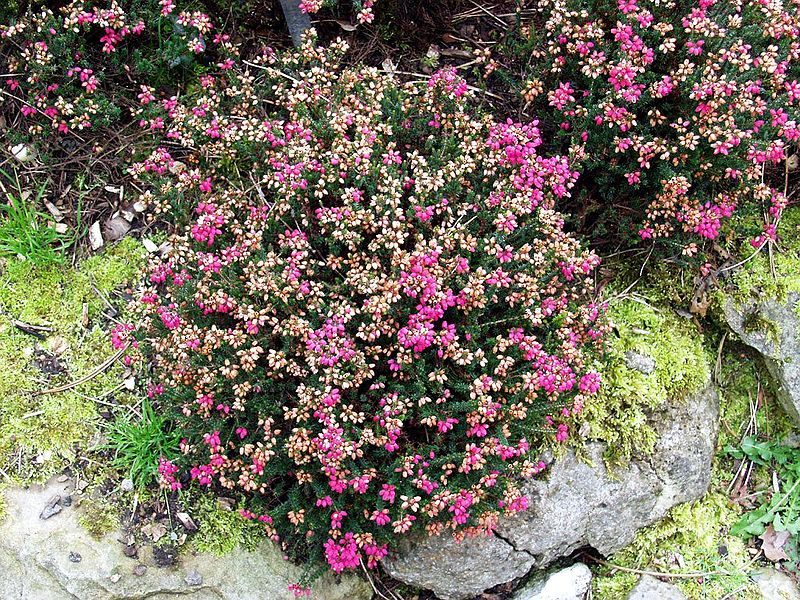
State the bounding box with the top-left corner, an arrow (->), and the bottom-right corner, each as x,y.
516,0 -> 800,253
299,0 -> 377,24
1,1 -> 234,137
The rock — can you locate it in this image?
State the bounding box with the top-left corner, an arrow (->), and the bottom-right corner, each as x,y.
624,351 -> 656,375
40,495 -> 63,520
753,568 -> 800,600
723,293 -> 800,425
0,479 -> 372,600
89,221 -> 104,250
383,383 -> 719,600
68,552 -> 82,564
10,143 -> 35,163
513,564 -> 592,600
627,575 -> 687,599
121,478 -> 134,493
176,512 -> 197,531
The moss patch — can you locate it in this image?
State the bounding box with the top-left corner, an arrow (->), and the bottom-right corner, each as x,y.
593,336 -> 796,599
580,299 -> 710,466
78,497 -> 120,539
725,207 -> 800,306
191,494 -> 264,555
0,238 -> 146,482
593,493 -> 758,600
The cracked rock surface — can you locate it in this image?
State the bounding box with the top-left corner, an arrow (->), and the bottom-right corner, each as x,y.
723,292 -> 800,425
382,383 -> 719,600
0,480 -> 371,600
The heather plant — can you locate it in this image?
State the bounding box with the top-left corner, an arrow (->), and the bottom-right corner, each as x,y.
0,0 -> 234,140
116,36 -> 607,588
501,0 -> 800,255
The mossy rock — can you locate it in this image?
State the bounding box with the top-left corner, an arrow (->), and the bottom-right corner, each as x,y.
580,299 -> 710,466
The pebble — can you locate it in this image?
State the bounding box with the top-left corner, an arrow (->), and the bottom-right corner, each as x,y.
133,564 -> 147,577
68,552 -> 82,563
40,496 -> 63,520
185,570 -> 203,586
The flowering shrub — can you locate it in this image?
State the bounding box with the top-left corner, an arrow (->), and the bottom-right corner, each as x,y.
0,0 -> 233,139
505,0 -> 800,254
119,37 -> 606,584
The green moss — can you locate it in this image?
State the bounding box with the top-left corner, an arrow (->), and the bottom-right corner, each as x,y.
0,239 -> 146,482
191,494 -> 265,555
593,493 -> 759,600
726,207 -> 800,305
581,299 -> 710,466
78,498 -> 120,538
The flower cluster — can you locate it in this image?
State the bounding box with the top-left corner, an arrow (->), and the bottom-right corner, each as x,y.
508,0 -> 800,253
124,37 -> 606,581
0,0 -> 233,138
299,0 -> 377,25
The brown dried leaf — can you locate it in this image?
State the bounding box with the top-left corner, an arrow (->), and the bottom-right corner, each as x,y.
335,19 -> 357,31
103,216 -> 131,242
760,525 -> 790,562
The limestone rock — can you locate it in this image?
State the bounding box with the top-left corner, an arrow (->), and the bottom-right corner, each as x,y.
0,480 -> 371,600
753,568 -> 800,600
513,564 -> 592,600
624,351 -> 656,375
627,575 -> 687,600
723,293 -> 800,425
383,383 -> 719,600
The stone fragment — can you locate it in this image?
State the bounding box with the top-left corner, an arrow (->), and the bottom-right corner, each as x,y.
0,479 -> 372,600
723,293 -> 800,425
627,575 -> 687,600
512,564 -> 592,600
40,495 -> 63,520
753,568 -> 800,600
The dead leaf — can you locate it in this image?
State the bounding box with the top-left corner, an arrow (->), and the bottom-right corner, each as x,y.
217,497 -> 235,511
103,216 -> 131,242
760,525 -> 790,562
176,512 -> 197,531
441,48 -> 473,59
44,201 -> 64,221
47,336 -> 69,356
142,238 -> 159,253
381,58 -> 397,75
335,19 -> 357,31
689,291 -> 710,317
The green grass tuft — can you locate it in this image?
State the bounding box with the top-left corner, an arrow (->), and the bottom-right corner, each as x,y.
105,399 -> 181,490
